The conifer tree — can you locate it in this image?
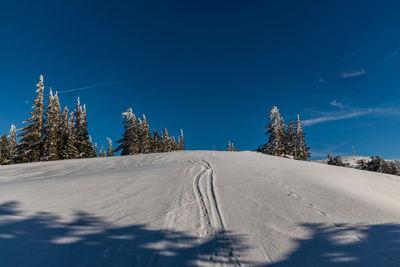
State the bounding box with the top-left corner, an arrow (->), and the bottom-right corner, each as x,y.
106,137 -> 114,157
66,111 -> 79,159
285,120 -> 297,158
99,146 -> 105,157
162,128 -> 173,152
42,89 -> 61,161
138,115 -> 154,154
177,129 -> 185,150
0,135 -> 10,165
17,75 -> 45,163
115,108 -> 140,155
59,108 -> 79,159
259,106 -> 286,156
73,99 -> 92,158
296,114 -> 311,160
7,124 -> 17,162
152,129 -> 163,153
93,142 -> 98,157
89,136 -> 97,157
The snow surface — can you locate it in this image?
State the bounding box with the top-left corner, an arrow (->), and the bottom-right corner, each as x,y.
0,151 -> 399,266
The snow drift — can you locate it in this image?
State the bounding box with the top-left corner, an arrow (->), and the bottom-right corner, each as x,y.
0,151 -> 399,266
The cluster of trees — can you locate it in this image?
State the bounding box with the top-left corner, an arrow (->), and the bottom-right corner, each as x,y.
0,75 -> 184,166
327,154 -> 400,176
258,106 -> 310,160
227,141 -> 236,151
0,75 -> 96,165
115,108 -> 184,155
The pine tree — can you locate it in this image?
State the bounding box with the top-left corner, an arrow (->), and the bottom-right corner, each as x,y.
115,108 -> 140,155
73,99 -> 92,158
106,137 -> 114,157
0,135 -> 10,165
259,106 -> 286,156
177,129 -> 185,150
138,115 -> 154,154
99,146 -> 105,157
16,75 -> 45,163
67,111 -> 79,159
285,120 -> 297,158
152,129 -> 163,153
296,114 -> 310,160
162,128 -> 173,152
93,142 -> 98,157
42,89 -> 61,161
7,124 -> 17,163
89,136 -> 97,157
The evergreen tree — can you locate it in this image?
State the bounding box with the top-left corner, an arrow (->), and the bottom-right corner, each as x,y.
177,129 -> 185,150
152,129 -> 163,153
0,135 -> 10,165
99,146 -> 105,157
115,108 -> 140,155
89,136 -> 97,157
138,115 -> 154,154
296,114 -> 311,160
171,136 -> 178,151
7,124 -> 17,162
17,75 -> 45,163
106,137 -> 114,157
72,99 -> 92,158
42,89 -> 61,161
259,106 -> 286,156
285,120 -> 297,158
93,142 -> 98,157
66,111 -> 79,159
162,128 -> 173,152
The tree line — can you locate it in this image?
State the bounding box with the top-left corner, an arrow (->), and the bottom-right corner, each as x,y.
0,75 -> 184,165
258,106 -> 310,160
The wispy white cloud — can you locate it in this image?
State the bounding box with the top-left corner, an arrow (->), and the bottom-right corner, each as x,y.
341,68 -> 366,78
303,102 -> 399,126
329,99 -> 344,110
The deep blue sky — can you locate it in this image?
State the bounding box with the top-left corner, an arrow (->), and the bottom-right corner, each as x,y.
1,0 -> 400,159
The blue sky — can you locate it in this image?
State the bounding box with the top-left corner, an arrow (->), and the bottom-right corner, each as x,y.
1,0 -> 400,159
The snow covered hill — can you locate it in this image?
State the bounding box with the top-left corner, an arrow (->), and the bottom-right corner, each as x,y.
0,151 -> 399,266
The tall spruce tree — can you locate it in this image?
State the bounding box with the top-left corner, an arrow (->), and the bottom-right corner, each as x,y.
162,128 -> 173,152
67,111 -> 79,159
59,107 -> 76,159
177,129 -> 185,150
138,115 -> 154,154
115,108 -> 140,155
152,129 -> 163,153
260,106 -> 286,156
93,142 -> 98,157
17,75 -> 45,163
106,137 -> 114,157
296,114 -> 310,160
285,120 -> 297,158
7,124 -> 17,162
72,99 -> 92,158
42,89 -> 61,161
0,135 -> 10,165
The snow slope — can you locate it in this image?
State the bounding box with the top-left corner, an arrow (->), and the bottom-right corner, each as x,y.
0,151 -> 399,266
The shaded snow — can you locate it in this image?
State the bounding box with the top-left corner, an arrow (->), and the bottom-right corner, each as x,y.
0,151 -> 399,266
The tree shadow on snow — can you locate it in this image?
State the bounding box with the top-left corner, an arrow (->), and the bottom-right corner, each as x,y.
266,222 -> 400,267
0,201 -> 249,267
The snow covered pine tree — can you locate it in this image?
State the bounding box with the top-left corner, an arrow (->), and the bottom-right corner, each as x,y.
16,75 -> 45,163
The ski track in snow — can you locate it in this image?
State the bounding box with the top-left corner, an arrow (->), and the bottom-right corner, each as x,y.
191,159 -> 241,266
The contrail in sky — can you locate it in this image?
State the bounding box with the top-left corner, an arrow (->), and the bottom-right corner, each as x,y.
55,78 -> 135,95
